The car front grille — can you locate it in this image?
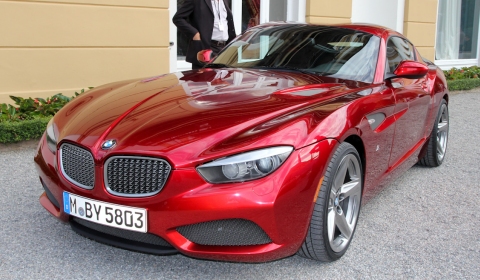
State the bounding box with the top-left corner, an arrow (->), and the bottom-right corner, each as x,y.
60,143 -> 95,189
105,156 -> 171,197
177,219 -> 272,246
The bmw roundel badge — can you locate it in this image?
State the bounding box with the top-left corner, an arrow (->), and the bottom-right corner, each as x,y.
101,139 -> 117,150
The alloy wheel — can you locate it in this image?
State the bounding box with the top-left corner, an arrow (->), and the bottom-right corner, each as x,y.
327,154 -> 362,252
436,104 -> 449,161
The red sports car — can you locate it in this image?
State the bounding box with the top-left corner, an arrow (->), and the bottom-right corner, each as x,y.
35,23 -> 449,263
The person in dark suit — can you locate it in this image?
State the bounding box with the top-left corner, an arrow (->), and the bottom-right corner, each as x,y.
173,0 -> 237,69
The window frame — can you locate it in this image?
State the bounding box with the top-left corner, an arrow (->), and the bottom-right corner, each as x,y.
384,36 -> 418,78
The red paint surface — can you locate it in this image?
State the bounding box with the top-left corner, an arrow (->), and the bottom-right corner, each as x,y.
35,24 -> 449,262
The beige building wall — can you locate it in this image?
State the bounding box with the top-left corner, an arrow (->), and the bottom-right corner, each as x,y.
306,0 -> 352,25
403,0 -> 438,61
0,0 -> 440,105
0,0 -> 170,104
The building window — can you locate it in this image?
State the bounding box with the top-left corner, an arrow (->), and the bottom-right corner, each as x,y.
435,0 -> 479,61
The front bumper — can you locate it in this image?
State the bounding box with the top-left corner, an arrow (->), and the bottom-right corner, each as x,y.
34,135 -> 336,262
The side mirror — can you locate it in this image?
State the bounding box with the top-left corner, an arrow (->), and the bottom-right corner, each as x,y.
387,60 -> 428,79
197,49 -> 213,64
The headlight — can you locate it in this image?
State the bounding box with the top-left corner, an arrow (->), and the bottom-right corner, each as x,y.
197,146 -> 293,183
45,118 -> 57,153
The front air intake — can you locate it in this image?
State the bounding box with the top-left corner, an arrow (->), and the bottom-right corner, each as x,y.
177,219 -> 272,246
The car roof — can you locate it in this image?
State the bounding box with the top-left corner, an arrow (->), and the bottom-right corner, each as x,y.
260,22 -> 403,39
336,23 -> 403,38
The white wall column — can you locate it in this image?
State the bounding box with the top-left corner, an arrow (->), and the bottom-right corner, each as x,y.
352,0 -> 404,33
396,0 -> 405,33
232,0 -> 242,35
286,0 -> 306,22
260,0 -> 270,23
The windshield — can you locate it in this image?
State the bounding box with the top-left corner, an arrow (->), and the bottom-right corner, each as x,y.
212,24 -> 380,83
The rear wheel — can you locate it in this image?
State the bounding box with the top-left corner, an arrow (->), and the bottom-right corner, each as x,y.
298,142 -> 363,262
419,99 -> 449,167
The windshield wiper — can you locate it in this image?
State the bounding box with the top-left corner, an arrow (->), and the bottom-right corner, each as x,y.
204,63 -> 231,69
253,65 -> 321,76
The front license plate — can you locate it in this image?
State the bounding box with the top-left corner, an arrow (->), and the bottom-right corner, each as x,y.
63,192 -> 147,233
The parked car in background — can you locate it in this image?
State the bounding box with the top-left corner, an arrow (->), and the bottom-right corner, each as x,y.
35,23 -> 449,262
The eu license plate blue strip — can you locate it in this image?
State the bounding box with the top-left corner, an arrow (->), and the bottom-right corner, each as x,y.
63,192 -> 70,214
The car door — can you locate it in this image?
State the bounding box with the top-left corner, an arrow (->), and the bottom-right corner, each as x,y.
386,37 -> 431,168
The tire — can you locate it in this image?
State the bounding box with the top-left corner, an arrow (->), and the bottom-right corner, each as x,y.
419,99 -> 449,167
298,142 -> 363,262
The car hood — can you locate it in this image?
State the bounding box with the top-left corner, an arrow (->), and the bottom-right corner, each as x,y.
55,68 -> 366,167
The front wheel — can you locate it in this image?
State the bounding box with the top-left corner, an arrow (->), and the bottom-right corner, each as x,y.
298,142 -> 363,262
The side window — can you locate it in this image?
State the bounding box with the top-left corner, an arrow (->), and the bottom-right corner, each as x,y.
386,37 -> 416,74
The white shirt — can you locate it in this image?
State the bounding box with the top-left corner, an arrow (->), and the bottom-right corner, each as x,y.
211,0 -> 229,41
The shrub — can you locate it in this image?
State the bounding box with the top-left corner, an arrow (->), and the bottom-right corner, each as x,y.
447,78 -> 480,91
0,88 -> 92,123
0,88 -> 92,143
0,117 -> 51,143
444,66 -> 480,80
442,66 -> 480,91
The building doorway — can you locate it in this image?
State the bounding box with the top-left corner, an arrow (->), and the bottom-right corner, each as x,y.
169,0 -> 306,72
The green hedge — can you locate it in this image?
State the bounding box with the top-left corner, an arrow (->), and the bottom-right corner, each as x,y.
0,117 -> 51,144
0,88 -> 91,144
447,78 -> 480,91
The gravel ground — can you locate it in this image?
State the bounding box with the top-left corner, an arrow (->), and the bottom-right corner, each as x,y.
1,92 -> 479,279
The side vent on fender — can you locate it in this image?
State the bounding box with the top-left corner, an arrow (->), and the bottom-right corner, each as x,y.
366,113 -> 386,131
